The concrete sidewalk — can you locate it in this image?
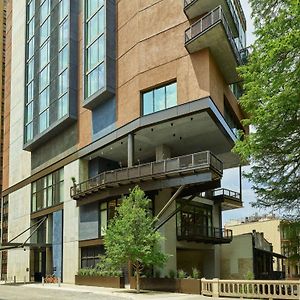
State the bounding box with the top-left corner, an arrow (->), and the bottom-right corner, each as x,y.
19,283 -> 243,300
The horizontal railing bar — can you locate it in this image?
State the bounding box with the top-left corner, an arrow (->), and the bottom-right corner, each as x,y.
71,151 -> 223,198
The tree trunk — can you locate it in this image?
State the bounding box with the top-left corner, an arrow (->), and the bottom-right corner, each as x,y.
136,268 -> 140,293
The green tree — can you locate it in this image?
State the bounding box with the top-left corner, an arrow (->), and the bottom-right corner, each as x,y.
104,186 -> 168,293
235,0 -> 300,215
281,221 -> 300,275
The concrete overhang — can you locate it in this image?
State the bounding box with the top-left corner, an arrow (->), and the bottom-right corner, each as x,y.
80,97 -> 241,169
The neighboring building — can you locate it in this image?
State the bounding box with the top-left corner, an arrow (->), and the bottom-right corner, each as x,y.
221,231 -> 285,280
0,0 -> 7,281
2,0 -> 248,282
226,216 -> 300,278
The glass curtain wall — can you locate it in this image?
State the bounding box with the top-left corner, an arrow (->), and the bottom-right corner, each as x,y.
85,0 -> 105,98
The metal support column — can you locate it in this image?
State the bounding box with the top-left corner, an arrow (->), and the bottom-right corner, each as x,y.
239,165 -> 242,201
128,133 -> 134,167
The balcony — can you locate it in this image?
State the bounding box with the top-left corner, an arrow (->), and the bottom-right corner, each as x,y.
185,6 -> 247,84
213,188 -> 242,210
177,224 -> 233,244
184,0 -> 241,37
71,151 -> 223,201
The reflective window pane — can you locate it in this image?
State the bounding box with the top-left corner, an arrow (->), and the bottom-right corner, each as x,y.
28,37 -> 35,59
26,122 -> 33,142
40,17 -> 50,45
59,45 -> 69,72
166,82 -> 177,108
26,102 -> 33,123
59,69 -> 68,95
86,0 -> 104,19
59,18 -> 69,48
58,93 -> 68,118
40,0 -> 50,24
39,65 -> 50,91
39,109 -> 49,133
87,8 -> 104,44
87,36 -> 104,71
154,87 -> 165,112
27,81 -> 34,103
143,91 -> 153,115
39,87 -> 49,112
40,40 -> 50,70
28,18 -> 35,39
59,0 -> 69,22
87,63 -> 104,97
28,0 -> 35,20
27,58 -> 34,82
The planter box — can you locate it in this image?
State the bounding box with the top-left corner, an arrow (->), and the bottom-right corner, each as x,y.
75,275 -> 125,288
130,277 -> 177,292
176,278 -> 201,294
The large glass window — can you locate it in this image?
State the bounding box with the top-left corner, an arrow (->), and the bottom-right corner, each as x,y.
28,37 -> 35,59
31,169 -> 64,212
59,18 -> 69,49
86,0 -> 104,19
87,8 -> 104,45
39,65 -> 50,91
40,0 -> 50,24
58,93 -> 68,118
40,17 -> 50,45
28,18 -> 35,40
28,0 -> 35,21
39,109 -> 49,133
58,69 -> 68,96
87,63 -> 104,97
40,40 -> 50,70
142,82 -> 177,115
87,36 -> 104,72
81,246 -> 105,268
59,0 -> 69,22
85,1 -> 105,98
58,45 -> 68,72
27,58 -> 34,82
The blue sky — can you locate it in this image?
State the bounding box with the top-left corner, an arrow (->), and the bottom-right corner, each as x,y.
222,1 -> 270,223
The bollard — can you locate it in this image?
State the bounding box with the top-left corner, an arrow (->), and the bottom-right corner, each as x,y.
13,276 -> 16,284
42,277 -> 44,286
58,277 -> 61,287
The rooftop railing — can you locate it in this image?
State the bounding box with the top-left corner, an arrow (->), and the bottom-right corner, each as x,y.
71,151 -> 223,199
185,5 -> 244,65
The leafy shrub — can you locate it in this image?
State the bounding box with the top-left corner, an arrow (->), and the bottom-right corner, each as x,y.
192,267 -> 200,279
169,270 -> 176,279
154,269 -> 161,278
177,269 -> 186,279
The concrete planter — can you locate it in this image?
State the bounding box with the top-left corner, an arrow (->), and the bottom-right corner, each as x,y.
75,275 -> 125,288
130,277 -> 201,294
130,277 -> 177,292
176,278 -> 201,294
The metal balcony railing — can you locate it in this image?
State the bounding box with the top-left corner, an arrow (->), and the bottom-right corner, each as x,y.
185,6 -> 245,65
213,188 -> 240,199
184,0 -> 240,36
177,224 -> 233,243
71,151 -> 223,199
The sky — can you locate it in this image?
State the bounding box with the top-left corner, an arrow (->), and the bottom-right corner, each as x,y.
221,1 -> 270,223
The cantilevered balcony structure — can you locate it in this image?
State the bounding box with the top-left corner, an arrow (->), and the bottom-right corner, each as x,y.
185,6 -> 245,83
71,151 -> 223,203
184,0 -> 243,37
213,188 -> 242,210
177,224 -> 233,244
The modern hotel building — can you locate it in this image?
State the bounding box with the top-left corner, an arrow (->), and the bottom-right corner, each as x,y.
1,0 -> 247,282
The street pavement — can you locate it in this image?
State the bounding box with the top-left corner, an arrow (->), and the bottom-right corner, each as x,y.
0,283 -> 244,300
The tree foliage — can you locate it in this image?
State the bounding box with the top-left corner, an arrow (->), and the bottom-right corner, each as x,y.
104,186 -> 168,292
235,0 -> 300,216
280,221 -> 300,269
